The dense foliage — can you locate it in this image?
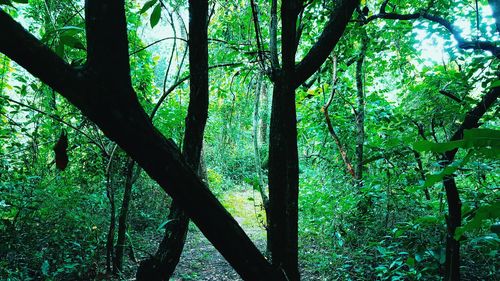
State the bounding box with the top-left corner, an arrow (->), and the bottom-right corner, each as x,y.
0,0 -> 498,280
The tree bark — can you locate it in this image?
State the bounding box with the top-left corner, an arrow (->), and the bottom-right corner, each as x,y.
269,78 -> 299,280
267,0 -> 301,279
266,1 -> 358,279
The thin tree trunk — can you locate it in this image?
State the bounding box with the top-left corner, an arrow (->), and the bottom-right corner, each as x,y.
136,0 -> 210,280
260,82 -> 269,146
354,32 -> 368,185
252,76 -> 270,255
105,147 -> 117,274
443,175 -> 461,281
323,56 -> 355,178
412,149 -> 431,200
105,180 -> 115,274
113,158 -> 135,274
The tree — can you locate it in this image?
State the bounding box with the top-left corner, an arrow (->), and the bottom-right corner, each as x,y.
0,1 -> 286,279
250,0 -> 358,278
136,0 -> 209,279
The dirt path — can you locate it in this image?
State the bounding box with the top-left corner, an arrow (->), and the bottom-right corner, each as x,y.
124,189 -> 323,280
168,190 -> 268,281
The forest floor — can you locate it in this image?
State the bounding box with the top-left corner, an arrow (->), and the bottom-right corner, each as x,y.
170,189 -> 267,281
125,189 -> 321,281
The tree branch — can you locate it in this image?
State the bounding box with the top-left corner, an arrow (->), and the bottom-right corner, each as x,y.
0,9 -> 86,108
445,85 -> 500,162
323,56 -> 355,178
130,37 -> 187,56
149,62 -> 243,120
365,10 -> 500,59
294,0 -> 359,88
269,0 -> 280,75
250,0 -> 267,70
439,90 -> 463,103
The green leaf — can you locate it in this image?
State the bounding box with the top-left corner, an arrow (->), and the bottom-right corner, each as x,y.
487,80 -> 500,89
55,42 -> 65,58
463,129 -> 500,159
41,260 -> 49,276
60,35 -> 86,50
454,202 -> 500,240
57,26 -> 85,36
156,219 -> 173,231
413,140 -> 465,153
463,128 -> 500,145
413,129 -> 500,156
406,257 -> 415,267
140,0 -> 158,14
11,0 -> 28,3
416,215 -> 439,224
150,4 -> 162,28
421,152 -> 472,188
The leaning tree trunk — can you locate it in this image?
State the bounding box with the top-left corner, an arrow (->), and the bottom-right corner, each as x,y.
136,0 -> 210,280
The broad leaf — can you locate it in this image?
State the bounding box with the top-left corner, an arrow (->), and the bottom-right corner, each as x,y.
60,35 -> 86,50
455,202 -> 500,240
150,4 -> 162,28
421,152 -> 472,188
140,0 -> 158,14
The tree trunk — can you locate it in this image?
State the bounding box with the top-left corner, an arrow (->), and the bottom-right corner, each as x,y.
136,0 -> 211,279
268,81 -> 299,281
105,155 -> 116,274
443,175 -> 461,281
440,85 -> 499,280
354,32 -> 368,185
113,158 -> 135,274
252,76 -> 270,255
260,82 -> 269,146
266,0 -> 301,279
